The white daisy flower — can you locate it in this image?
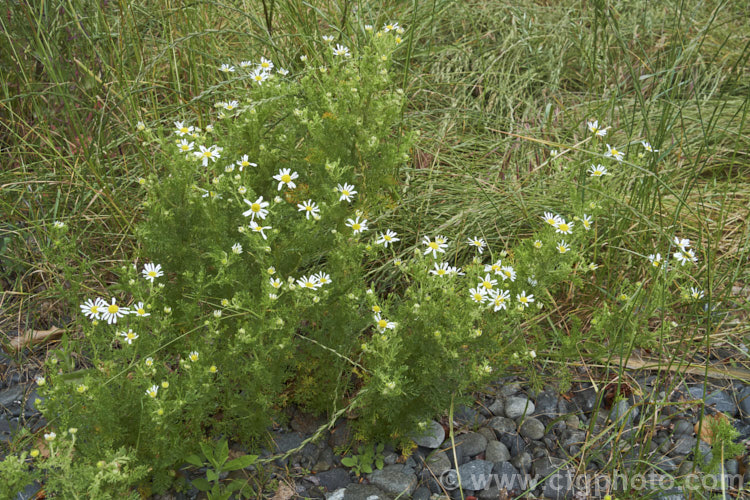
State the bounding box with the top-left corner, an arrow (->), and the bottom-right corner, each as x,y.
690,287 -> 705,300
258,57 -> 274,72
555,218 -> 574,234
500,265 -> 516,282
533,240 -> 543,249
249,221 -> 271,239
581,214 -> 593,230
641,141 -> 659,152
80,297 -> 106,320
542,212 -> 562,227
374,313 -> 396,332
188,351 -> 199,362
296,275 -> 321,290
297,199 -> 320,220
313,272 -> 332,285
277,68 -> 289,76
222,100 -> 239,111
346,216 -> 368,234
174,121 -> 194,137
479,274 -> 497,290
673,237 -> 691,252
516,291 -> 534,308
194,144 -> 222,166
364,24 -> 373,32
270,277 -> 282,289
44,432 -> 56,442
146,385 -> 159,398
336,183 -> 357,202
588,164 -> 608,177
132,302 -> 150,317
177,139 -> 194,154
136,121 -> 146,131
489,289 -> 510,311
231,243 -> 243,254
382,22 -> 400,32
243,196 -> 269,220
556,241 -> 570,254
430,262 -> 451,277
485,260 -> 503,275
239,60 -> 253,68
333,44 -> 351,57
605,144 -> 624,162
52,220 -> 65,228
648,253 -> 662,268
142,263 -> 164,282
101,298 -> 129,324
273,168 -> 299,190
251,68 -> 269,85
448,265 -> 465,276
119,328 -> 139,345
145,357 -> 154,367
588,262 -> 600,271
587,119 -> 607,137
469,287 -> 488,304
376,229 -> 400,247
220,63 -> 235,73
467,237 -> 486,253
322,35 -> 334,42
422,236 -> 447,258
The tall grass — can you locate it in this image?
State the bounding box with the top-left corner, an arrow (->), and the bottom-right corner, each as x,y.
1,0 -> 749,463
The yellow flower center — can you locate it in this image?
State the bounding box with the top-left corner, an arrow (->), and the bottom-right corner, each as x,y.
261,62 -> 270,68
483,281 -> 492,289
127,332 -> 136,339
305,282 -> 315,288
108,304 -> 119,314
251,203 -> 260,212
181,144 -> 189,151
180,127 -> 188,134
653,261 -> 660,267
254,75 -> 263,81
254,226 -> 263,232
90,305 -> 99,314
342,190 -> 350,196
148,271 -> 157,277
281,174 -> 291,183
378,319 -> 388,329
473,294 -> 483,302
137,308 -> 145,315
373,306 -> 381,313
559,223 -> 569,232
428,242 -> 438,249
520,297 -> 528,304
203,151 -> 212,158
306,206 -> 313,211
242,161 -> 249,166
437,269 -> 446,276
352,224 -> 361,231
504,270 -> 511,277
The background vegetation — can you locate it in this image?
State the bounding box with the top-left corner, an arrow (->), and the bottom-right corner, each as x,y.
1,0 -> 749,493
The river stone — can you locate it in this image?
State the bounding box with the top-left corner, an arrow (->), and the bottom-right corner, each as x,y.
412,421 -> 444,449
458,432 -> 487,457
498,382 -> 522,397
488,399 -> 504,417
672,420 -> 694,436
458,460 -> 494,490
534,391 -> 559,419
519,417 -> 545,440
573,385 -> 597,413
369,466 -> 417,497
492,461 -> 523,493
505,397 -> 535,419
316,468 -> 351,492
477,427 -> 497,443
425,451 -> 451,476
487,416 -> 516,436
704,390 -> 737,416
455,406 -> 485,427
510,452 -> 531,474
532,456 -> 567,479
412,486 -> 430,500
543,469 -> 573,500
609,399 -> 638,426
484,440 -> 510,464
670,436 -> 697,456
343,483 -> 391,500
0,384 -> 25,408
738,386 -> 750,419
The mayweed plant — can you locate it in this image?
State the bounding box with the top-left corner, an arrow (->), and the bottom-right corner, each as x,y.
30,23 -> 712,493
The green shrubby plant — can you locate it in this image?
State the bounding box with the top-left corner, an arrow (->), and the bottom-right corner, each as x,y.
23,22 -> 715,496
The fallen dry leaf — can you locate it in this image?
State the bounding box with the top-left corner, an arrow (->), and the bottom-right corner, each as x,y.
272,483 -> 295,500
7,327 -> 64,351
695,412 -> 730,445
